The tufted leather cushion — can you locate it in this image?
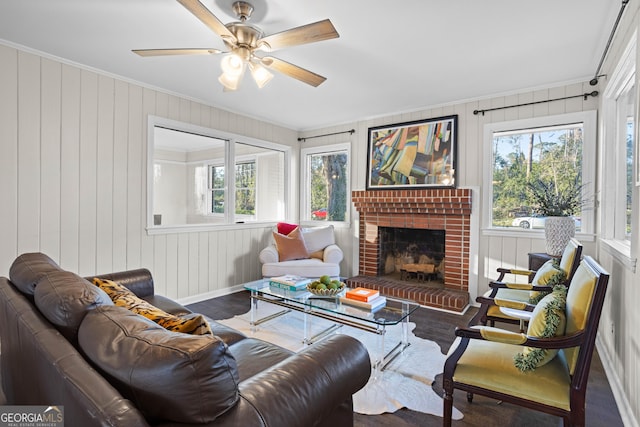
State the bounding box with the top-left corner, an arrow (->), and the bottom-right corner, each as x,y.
78,305 -> 240,423
9,252 -> 61,295
34,271 -> 113,341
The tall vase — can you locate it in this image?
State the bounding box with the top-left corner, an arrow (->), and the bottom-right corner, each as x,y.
545,216 -> 576,256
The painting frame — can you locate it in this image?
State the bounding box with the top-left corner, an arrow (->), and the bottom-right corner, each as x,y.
366,115 -> 458,190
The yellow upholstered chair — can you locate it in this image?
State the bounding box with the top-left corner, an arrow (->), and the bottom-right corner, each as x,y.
442,256 -> 609,427
472,238 -> 582,329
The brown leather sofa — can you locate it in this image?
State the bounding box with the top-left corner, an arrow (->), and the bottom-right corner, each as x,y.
0,253 -> 371,426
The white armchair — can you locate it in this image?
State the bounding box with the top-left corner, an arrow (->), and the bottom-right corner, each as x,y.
259,224 -> 343,278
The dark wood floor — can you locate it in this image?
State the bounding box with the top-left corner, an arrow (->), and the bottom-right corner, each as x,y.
188,291 -> 624,427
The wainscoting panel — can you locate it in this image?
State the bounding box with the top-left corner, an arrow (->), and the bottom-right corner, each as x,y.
0,43 -> 297,302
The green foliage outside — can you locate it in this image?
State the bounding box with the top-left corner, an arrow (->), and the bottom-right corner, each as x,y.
310,152 -> 347,221
210,162 -> 256,216
492,125 -> 583,227
235,162 -> 255,215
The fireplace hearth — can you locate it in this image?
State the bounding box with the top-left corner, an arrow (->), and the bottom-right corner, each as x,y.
347,189 -> 471,312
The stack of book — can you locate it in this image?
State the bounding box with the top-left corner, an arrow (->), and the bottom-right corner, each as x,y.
268,275 -> 311,291
339,287 -> 386,311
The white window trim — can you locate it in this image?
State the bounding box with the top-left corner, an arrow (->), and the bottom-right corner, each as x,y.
482,110 -> 597,241
147,115 -> 291,234
601,30 -> 637,271
300,142 -> 351,227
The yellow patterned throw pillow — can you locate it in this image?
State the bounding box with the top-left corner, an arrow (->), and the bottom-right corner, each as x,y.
93,278 -> 212,335
514,285 -> 567,371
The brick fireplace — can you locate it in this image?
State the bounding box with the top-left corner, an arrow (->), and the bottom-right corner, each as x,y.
347,188 -> 471,312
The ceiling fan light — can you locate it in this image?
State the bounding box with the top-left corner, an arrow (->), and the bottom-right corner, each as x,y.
220,53 -> 245,76
218,71 -> 241,91
249,62 -> 274,88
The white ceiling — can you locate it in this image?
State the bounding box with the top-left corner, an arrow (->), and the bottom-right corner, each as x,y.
0,0 -> 620,131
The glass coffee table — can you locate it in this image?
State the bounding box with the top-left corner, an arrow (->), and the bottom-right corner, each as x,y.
243,278 -> 420,374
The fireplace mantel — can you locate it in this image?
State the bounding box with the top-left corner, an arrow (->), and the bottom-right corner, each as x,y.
351,189 -> 471,311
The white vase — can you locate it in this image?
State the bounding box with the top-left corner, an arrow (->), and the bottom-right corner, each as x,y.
544,216 -> 576,256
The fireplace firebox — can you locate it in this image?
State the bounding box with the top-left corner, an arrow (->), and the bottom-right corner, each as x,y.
378,227 -> 445,283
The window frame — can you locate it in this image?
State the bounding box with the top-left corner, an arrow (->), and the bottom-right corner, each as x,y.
300,142 -> 351,226
147,115 -> 291,234
601,30 -> 638,271
482,110 -> 597,239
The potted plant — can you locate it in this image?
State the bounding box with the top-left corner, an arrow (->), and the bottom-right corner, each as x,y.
526,177 -> 585,256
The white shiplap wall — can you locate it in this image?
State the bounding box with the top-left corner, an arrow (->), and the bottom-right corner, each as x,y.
0,44 -> 298,301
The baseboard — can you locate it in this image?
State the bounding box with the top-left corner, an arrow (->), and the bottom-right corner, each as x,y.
596,336 -> 639,427
176,284 -> 246,306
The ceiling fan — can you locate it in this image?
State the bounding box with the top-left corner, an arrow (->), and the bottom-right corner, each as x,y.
133,0 -> 339,91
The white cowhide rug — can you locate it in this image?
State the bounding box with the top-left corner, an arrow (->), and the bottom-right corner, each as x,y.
218,303 -> 463,419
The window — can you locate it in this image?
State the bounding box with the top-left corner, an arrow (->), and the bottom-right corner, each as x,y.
301,143 -> 350,223
483,111 -> 596,235
209,161 -> 256,217
602,31 -> 636,266
147,116 -> 289,232
209,164 -> 225,214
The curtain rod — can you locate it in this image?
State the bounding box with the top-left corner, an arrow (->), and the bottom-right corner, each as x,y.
590,0 -> 629,86
298,129 -> 355,142
473,91 -> 598,116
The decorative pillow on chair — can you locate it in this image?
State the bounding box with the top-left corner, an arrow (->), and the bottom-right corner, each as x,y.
272,226 -> 309,261
276,222 -> 298,235
93,278 -> 212,335
528,260 -> 566,304
514,285 -> 567,372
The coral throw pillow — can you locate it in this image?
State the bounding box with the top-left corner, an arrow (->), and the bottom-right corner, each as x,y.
277,222 -> 298,235
273,226 -> 309,261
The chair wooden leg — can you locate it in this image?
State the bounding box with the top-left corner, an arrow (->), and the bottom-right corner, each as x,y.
443,391 -> 453,427
466,392 -> 473,403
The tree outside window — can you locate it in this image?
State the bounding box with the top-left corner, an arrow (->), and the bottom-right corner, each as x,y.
491,123 -> 584,230
304,146 -> 349,222
210,165 -> 225,214
209,161 -> 256,216
235,162 -> 256,216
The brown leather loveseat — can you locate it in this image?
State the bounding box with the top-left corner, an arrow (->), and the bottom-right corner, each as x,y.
0,253 -> 371,426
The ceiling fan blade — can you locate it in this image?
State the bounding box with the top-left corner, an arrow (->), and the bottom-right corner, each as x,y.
132,48 -> 222,57
258,19 -> 338,52
261,56 -> 326,87
177,0 -> 237,44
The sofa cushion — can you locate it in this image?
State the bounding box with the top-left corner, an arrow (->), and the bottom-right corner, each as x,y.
302,225 -> 336,258
262,258 -> 341,278
9,252 -> 61,295
514,285 -> 567,372
78,305 -> 240,423
272,226 -> 309,261
34,271 -> 113,341
94,278 -> 212,335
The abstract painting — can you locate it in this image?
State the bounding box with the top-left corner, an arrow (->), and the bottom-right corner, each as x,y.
367,115 -> 457,189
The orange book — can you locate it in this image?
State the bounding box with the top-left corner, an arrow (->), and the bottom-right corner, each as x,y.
345,287 -> 380,302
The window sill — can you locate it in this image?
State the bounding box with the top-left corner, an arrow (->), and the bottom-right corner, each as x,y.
600,238 -> 637,273
146,221 -> 274,235
482,228 -> 596,242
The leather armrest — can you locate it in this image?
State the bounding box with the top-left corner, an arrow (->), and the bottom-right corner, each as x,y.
221,334 -> 370,427
259,245 -> 279,264
323,244 -> 343,264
